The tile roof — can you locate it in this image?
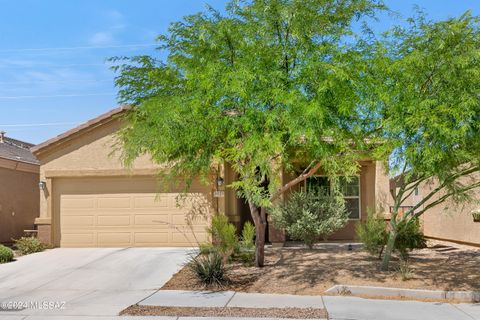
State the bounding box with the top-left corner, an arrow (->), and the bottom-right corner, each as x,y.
0,136 -> 39,165
31,105 -> 130,156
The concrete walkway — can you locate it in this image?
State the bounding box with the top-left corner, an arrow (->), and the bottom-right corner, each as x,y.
137,290 -> 480,320
1,290 -> 479,319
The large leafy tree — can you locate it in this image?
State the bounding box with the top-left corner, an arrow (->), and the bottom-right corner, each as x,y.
111,0 -> 384,267
369,12 -> 480,270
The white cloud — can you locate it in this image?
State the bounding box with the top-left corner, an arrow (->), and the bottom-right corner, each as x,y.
106,10 -> 123,22
87,10 -> 126,45
89,31 -> 115,45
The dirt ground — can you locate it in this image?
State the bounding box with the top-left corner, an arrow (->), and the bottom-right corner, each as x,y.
162,240 -> 480,295
121,306 -> 327,318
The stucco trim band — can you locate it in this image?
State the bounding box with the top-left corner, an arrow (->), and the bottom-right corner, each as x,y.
44,168 -> 160,178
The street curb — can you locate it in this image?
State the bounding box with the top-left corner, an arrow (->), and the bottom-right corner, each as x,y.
325,284 -> 480,303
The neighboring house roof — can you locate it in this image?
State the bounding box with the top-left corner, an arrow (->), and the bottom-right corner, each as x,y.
31,105 -> 130,157
0,134 -> 39,165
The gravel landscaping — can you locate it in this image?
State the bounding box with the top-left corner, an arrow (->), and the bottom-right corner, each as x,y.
162,240 -> 479,295
120,305 -> 328,318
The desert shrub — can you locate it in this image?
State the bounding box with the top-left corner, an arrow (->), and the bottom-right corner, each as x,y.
356,211 -> 388,259
240,221 -> 255,249
395,218 -> 426,261
207,215 -> 238,259
271,190 -> 349,248
0,245 -> 14,263
472,209 -> 480,221
236,221 -> 255,264
398,260 -> 413,281
189,252 -> 228,286
357,213 -> 425,261
14,237 -> 46,255
199,243 -> 216,255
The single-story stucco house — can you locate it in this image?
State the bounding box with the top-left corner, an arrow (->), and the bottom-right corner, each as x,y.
0,131 -> 40,243
31,106 -> 393,248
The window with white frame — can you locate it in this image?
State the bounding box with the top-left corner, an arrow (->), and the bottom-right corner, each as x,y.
305,176 -> 360,219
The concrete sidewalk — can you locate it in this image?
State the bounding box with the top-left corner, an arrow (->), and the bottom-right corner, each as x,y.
140,290 -> 325,309
138,290 -> 480,320
2,289 -> 479,319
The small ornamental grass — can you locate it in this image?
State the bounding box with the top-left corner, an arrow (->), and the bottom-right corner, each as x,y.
0,245 -> 14,263
14,237 -> 46,255
189,252 -> 228,286
398,260 -> 413,281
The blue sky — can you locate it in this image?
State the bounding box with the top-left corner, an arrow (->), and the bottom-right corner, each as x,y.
0,0 -> 478,144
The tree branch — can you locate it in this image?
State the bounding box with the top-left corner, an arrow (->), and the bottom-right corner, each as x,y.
400,175 -> 429,204
412,181 -> 480,219
403,166 -> 480,219
270,160 -> 322,201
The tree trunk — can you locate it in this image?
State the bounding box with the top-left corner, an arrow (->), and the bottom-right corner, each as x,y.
378,245 -> 384,260
255,219 -> 266,267
381,228 -> 397,271
248,201 -> 266,267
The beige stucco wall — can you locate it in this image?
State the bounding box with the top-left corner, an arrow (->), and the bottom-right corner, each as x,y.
37,119 -> 160,224
0,160 -> 39,243
374,161 -> 394,217
421,175 -> 480,245
36,118 -> 222,246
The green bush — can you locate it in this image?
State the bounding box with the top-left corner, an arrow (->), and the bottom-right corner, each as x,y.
356,213 -> 426,261
271,190 -> 349,248
236,222 -> 255,265
207,215 -> 238,259
472,209 -> 480,221
356,211 -> 388,259
395,218 -> 426,261
189,252 -> 228,286
14,237 -> 46,255
199,243 -> 215,255
240,221 -> 255,249
0,245 -> 14,263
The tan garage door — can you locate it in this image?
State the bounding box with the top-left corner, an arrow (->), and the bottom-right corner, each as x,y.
55,177 -> 211,247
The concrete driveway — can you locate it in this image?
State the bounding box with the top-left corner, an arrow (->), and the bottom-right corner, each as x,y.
0,247 -> 192,319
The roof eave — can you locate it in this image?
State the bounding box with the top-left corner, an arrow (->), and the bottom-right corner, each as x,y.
31,105 -> 131,157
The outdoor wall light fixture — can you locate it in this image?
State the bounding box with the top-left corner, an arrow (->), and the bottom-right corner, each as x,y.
39,181 -> 46,191
216,177 -> 225,187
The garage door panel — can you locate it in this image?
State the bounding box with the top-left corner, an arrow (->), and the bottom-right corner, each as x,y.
62,215 -> 95,227
134,232 -> 169,244
134,214 -> 171,226
171,214 -> 209,226
171,230 -> 208,244
171,214 -> 188,225
97,215 -> 131,226
133,195 -> 169,209
58,177 -> 212,247
62,232 -> 95,247
61,197 -> 95,209
97,196 -> 131,209
97,232 -> 131,246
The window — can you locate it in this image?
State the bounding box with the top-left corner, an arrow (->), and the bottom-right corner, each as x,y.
306,176 -> 361,219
